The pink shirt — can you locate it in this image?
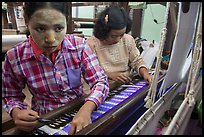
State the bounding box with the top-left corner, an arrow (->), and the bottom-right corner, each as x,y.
2,34 -> 109,115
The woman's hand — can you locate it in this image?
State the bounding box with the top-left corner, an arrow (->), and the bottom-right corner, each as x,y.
106,71 -> 132,84
143,72 -> 152,84
139,67 -> 152,84
11,107 -> 39,132
68,101 -> 96,135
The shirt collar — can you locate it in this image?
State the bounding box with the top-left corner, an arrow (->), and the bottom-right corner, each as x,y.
29,36 -> 44,60
22,35 -> 77,61
29,36 -> 61,60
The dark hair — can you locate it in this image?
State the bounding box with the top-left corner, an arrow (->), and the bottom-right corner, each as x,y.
23,2 -> 68,37
23,2 -> 68,22
93,5 -> 132,40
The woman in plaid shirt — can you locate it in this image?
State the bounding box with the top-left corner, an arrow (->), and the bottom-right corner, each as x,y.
2,2 -> 109,134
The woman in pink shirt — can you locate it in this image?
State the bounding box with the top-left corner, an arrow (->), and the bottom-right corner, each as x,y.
2,2 -> 109,134
86,5 -> 152,89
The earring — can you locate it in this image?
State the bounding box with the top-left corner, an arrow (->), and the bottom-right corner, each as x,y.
104,15 -> 109,24
45,37 -> 49,42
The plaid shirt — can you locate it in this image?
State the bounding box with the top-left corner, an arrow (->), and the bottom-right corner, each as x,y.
2,34 -> 109,115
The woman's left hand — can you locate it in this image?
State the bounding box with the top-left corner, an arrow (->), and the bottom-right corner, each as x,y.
139,67 -> 152,84
68,101 -> 96,135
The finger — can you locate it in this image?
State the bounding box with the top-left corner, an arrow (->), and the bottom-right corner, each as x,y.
28,110 -> 39,117
69,121 -> 83,135
75,124 -> 83,134
125,76 -> 132,83
148,77 -> 152,84
146,77 -> 152,84
120,73 -> 132,83
68,123 -> 76,135
117,77 -> 126,83
127,77 -> 132,82
121,76 -> 131,84
82,119 -> 91,129
22,115 -> 38,122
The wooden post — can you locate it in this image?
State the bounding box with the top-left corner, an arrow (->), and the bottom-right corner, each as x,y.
7,2 -> 17,29
163,2 -> 179,56
2,9 -> 9,29
67,2 -> 73,34
131,9 -> 143,39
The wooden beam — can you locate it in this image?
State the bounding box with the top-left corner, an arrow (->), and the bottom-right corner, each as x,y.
147,2 -> 167,7
163,2 -> 179,56
67,2 -> 73,34
7,2 -> 17,29
131,9 -> 143,38
72,17 -> 96,22
2,9 -> 9,29
72,2 -> 112,7
12,2 -> 24,7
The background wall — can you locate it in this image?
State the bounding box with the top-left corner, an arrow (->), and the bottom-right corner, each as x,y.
72,3 -> 166,41
141,4 -> 166,43
72,6 -> 95,37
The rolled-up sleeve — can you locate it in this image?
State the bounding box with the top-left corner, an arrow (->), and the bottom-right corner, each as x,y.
2,52 -> 28,115
128,36 -> 147,76
80,41 -> 109,108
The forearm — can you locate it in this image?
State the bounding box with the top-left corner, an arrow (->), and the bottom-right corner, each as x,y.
139,67 -> 149,78
11,107 -> 21,118
80,100 -> 97,114
139,67 -> 152,84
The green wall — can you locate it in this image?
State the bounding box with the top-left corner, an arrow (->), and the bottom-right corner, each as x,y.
72,3 -> 166,40
141,4 -> 166,43
72,6 -> 94,37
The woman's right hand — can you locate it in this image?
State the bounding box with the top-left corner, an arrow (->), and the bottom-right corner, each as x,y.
106,71 -> 132,84
11,107 -> 39,132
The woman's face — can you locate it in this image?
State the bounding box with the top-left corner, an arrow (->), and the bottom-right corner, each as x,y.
103,27 -> 126,45
28,8 -> 67,55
